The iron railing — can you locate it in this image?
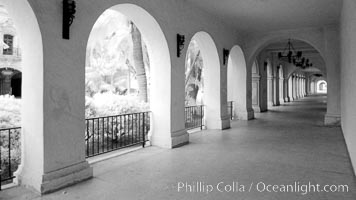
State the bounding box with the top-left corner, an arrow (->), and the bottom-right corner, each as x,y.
85,111 -> 150,158
227,101 -> 234,120
0,127 -> 21,190
185,105 -> 204,130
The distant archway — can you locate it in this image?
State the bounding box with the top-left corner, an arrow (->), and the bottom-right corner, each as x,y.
317,80 -> 327,94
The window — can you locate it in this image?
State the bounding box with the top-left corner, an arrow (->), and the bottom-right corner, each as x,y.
3,34 -> 14,55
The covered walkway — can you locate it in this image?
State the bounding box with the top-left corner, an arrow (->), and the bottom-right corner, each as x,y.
2,95 -> 355,199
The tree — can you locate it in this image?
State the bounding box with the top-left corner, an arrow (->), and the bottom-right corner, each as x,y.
130,22 -> 148,103
185,41 -> 204,106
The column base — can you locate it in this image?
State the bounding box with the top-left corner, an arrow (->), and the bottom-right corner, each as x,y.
279,98 -> 285,104
268,102 -> 274,107
221,116 -> 231,130
252,105 -> 261,113
236,109 -> 254,120
284,97 -> 290,103
19,161 -> 93,194
324,113 -> 341,126
151,129 -> 189,148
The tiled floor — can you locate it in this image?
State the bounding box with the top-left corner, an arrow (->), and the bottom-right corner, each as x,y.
1,95 -> 356,200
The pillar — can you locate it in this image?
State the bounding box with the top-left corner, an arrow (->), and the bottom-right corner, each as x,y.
279,77 -> 284,104
296,76 -> 300,99
252,74 -> 261,112
267,75 -> 274,107
292,76 -> 297,100
288,76 -> 293,101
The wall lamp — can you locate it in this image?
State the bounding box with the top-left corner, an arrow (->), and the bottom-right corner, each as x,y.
63,0 -> 76,39
177,34 -> 185,57
223,48 -> 230,65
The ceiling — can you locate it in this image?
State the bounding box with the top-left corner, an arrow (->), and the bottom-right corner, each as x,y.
265,39 -> 325,74
185,0 -> 341,33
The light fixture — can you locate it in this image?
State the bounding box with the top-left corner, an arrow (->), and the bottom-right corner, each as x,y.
177,34 -> 185,57
278,39 -> 312,69
223,48 -> 229,65
63,0 -> 76,40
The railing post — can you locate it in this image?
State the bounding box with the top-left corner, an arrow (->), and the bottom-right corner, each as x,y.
0,130 -> 2,191
200,106 -> 203,130
230,101 -> 233,120
142,112 -> 146,148
8,129 -> 11,180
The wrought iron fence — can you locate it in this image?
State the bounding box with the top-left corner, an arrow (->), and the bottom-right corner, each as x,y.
0,127 -> 21,190
185,105 -> 204,130
85,111 -> 150,158
227,101 -> 234,120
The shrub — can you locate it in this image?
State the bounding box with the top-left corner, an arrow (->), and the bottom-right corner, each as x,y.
0,95 -> 21,129
85,92 -> 149,118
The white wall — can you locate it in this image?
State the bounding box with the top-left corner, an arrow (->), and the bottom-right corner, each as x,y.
340,0 -> 356,174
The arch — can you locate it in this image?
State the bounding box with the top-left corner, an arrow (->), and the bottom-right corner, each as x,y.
247,37 -> 328,88
252,59 -> 259,75
190,31 -> 221,128
247,35 -> 326,68
0,0 -> 44,191
88,4 -> 172,147
316,80 -> 327,94
228,45 -> 249,119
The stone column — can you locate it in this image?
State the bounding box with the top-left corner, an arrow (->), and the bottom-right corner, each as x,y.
279,77 -> 284,104
292,76 -> 296,100
303,78 -> 306,96
267,75 -> 274,107
288,76 -> 293,101
296,76 -> 300,99
252,75 -> 261,112
284,78 -> 289,102
274,75 -> 280,106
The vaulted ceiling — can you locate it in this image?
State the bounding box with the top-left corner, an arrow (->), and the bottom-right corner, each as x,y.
265,39 -> 325,74
186,0 -> 341,33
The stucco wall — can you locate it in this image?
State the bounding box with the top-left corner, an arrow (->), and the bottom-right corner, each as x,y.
340,0 -> 356,174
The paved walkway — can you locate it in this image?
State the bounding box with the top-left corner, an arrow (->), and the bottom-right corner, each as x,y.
2,95 -> 356,200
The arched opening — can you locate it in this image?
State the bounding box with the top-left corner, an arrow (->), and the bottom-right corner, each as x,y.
227,45 -> 248,119
85,4 -> 172,152
184,39 -> 205,130
317,80 -> 327,94
188,32 -> 221,129
0,0 -> 44,191
0,5 -> 23,188
249,38 -> 327,113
